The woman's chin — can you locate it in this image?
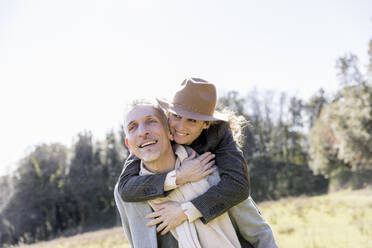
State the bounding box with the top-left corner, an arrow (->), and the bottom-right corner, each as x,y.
174,137 -> 191,145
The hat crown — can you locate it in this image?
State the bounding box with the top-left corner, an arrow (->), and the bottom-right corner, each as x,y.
172,78 -> 217,117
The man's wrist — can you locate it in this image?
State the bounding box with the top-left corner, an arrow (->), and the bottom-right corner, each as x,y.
175,169 -> 186,185
181,202 -> 203,222
164,170 -> 178,191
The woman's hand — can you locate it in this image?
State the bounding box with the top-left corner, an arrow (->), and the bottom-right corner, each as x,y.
146,201 -> 188,235
175,151 -> 216,185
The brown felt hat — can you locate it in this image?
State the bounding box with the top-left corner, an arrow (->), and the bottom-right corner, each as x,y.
156,77 -> 227,121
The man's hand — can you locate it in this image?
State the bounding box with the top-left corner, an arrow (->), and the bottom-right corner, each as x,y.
175,151 -> 216,185
146,201 -> 188,235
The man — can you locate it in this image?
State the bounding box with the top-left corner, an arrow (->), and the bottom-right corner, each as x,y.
114,100 -> 181,248
114,99 -> 277,248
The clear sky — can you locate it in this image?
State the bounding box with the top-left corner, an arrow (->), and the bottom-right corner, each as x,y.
0,0 -> 371,176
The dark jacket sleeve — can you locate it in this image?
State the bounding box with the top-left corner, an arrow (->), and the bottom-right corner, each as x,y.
191,123 -> 250,223
117,154 -> 170,202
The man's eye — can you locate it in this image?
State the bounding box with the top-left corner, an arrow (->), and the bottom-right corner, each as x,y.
148,118 -> 158,123
188,119 -> 197,123
128,125 -> 136,132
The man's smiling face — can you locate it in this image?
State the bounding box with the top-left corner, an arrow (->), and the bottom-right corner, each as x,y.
125,105 -> 171,163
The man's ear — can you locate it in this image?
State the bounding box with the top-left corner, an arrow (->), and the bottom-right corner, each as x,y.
125,138 -> 133,153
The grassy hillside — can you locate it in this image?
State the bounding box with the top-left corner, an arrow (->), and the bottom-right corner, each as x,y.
259,189 -> 372,248
15,227 -> 129,248
15,189 -> 372,248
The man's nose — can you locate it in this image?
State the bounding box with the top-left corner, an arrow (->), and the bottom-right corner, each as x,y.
138,123 -> 150,136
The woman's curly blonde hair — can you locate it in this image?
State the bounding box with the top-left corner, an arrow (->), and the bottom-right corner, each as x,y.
210,106 -> 250,148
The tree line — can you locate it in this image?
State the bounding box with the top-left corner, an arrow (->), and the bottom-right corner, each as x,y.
1,40 -> 371,247
0,130 -> 127,246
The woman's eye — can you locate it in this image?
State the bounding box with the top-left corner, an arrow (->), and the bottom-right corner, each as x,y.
172,114 -> 182,119
188,119 -> 197,123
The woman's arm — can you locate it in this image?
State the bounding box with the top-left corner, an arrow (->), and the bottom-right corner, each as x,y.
117,154 -> 170,202
190,122 -> 250,223
147,123 -> 250,229
117,152 -> 215,202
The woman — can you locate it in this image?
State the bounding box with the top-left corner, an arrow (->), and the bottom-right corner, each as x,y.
116,78 -> 277,248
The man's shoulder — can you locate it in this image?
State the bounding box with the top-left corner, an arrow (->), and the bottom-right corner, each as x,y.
123,153 -> 141,170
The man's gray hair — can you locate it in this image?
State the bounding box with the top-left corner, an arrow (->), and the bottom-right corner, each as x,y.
123,98 -> 168,136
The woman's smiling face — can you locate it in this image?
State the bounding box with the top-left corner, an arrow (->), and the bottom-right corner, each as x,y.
168,113 -> 209,145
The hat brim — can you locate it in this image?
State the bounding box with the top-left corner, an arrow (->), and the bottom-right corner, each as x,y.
156,98 -> 227,122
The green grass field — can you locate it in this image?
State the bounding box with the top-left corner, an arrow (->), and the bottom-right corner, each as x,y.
260,189 -> 372,248
15,228 -> 129,248
16,189 -> 372,248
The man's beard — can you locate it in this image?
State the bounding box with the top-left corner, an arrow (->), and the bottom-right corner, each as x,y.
140,150 -> 161,163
